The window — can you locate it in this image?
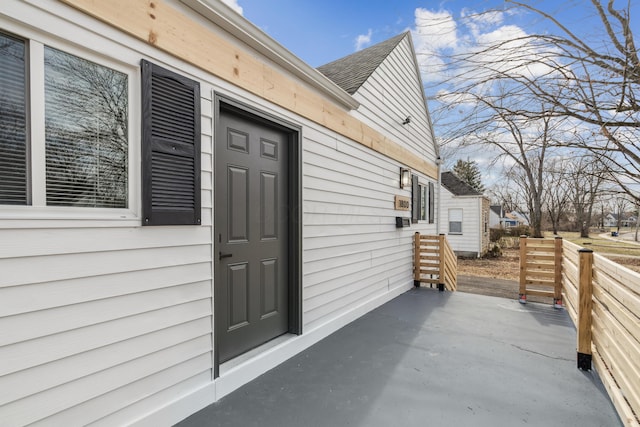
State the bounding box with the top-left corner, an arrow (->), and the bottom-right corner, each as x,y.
45,47 -> 128,207
0,32 -> 27,205
414,181 -> 435,223
419,184 -> 427,221
449,208 -> 463,234
0,31 -> 131,210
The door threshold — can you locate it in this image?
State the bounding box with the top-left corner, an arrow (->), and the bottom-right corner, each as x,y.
219,333 -> 295,376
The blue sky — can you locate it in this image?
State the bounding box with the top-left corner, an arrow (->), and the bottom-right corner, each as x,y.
221,0 -> 595,68
220,0 -> 638,186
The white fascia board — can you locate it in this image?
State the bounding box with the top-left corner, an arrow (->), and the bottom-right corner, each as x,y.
180,0 -> 360,110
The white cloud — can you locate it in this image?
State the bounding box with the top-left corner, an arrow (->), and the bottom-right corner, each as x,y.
221,0 -> 243,15
355,29 -> 373,51
461,8 -> 504,37
413,8 -> 458,51
411,8 -> 458,82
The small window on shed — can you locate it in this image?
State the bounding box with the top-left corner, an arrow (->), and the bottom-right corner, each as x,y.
449,208 -> 463,234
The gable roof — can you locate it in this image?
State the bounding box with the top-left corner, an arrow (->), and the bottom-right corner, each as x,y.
317,33 -> 407,95
441,171 -> 482,196
490,205 -> 503,216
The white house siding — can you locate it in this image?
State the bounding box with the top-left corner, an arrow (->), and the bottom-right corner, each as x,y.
0,3 -> 214,425
0,1 -> 439,425
302,127 -> 437,332
349,36 -> 438,167
439,190 -> 482,257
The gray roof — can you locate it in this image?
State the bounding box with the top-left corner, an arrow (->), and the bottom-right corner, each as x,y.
317,33 -> 407,95
490,205 -> 502,216
441,171 -> 482,196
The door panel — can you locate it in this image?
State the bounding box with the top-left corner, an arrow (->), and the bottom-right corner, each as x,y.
228,262 -> 249,329
228,166 -> 249,242
260,258 -> 278,318
216,108 -> 289,363
260,172 -> 278,239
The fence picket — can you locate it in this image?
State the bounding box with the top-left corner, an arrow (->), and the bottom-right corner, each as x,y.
413,233 -> 456,291
519,236 -> 640,426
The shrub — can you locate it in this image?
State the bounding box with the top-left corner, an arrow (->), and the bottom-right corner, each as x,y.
499,236 -> 520,249
507,225 -> 531,237
487,243 -> 502,258
490,228 -> 507,242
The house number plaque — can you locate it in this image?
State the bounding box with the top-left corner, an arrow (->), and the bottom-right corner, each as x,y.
394,195 -> 410,211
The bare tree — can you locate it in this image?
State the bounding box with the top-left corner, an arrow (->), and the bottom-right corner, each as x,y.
613,195 -> 631,232
488,180 -> 523,213
483,0 -> 640,201
438,88 -> 563,237
563,155 -> 610,237
543,158 -> 572,235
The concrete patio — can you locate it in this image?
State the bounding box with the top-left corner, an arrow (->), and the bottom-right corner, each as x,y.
177,287 -> 621,427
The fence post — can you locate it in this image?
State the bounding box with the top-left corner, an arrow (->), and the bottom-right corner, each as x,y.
577,248 -> 594,371
414,232 -> 421,287
519,235 -> 527,303
554,236 -> 563,308
438,234 -> 445,292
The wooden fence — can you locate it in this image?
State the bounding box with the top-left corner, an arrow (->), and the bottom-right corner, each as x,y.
413,233 -> 457,291
518,236 -> 562,306
521,236 -> 640,426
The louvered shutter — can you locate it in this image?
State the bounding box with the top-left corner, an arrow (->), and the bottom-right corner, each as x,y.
141,60 -> 201,225
411,174 -> 419,223
428,182 -> 435,224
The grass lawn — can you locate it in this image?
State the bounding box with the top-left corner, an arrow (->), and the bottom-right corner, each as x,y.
551,230 -> 640,258
459,229 -> 640,282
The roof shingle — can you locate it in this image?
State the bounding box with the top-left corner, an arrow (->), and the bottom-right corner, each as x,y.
317,33 -> 407,94
441,171 -> 482,196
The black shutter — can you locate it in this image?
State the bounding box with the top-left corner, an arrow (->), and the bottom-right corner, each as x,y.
141,60 -> 201,225
411,174 -> 419,223
428,182 -> 435,224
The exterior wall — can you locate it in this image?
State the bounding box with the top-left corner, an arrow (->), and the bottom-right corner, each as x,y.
489,209 -> 501,228
481,197 -> 490,256
439,188 -> 482,257
302,129 -> 436,332
0,1 -> 439,425
1,4 -> 215,425
349,36 -> 438,166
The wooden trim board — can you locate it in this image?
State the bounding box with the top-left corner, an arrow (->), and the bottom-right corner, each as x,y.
59,0 -> 438,179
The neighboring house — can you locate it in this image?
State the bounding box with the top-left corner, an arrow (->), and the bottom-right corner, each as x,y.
604,213 -> 618,227
604,213 -> 637,228
439,172 -> 490,258
503,212 -> 521,227
489,205 -> 504,228
508,211 -> 530,226
0,2 -> 440,425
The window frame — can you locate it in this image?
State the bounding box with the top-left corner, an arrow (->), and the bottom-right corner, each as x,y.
418,183 -> 428,221
0,27 -> 140,223
449,208 -> 463,235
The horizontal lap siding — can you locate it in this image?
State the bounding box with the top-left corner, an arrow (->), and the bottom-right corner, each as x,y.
351,38 -> 436,162
302,126 -> 433,331
0,93 -> 214,425
2,3 -> 440,424
440,191 -> 480,254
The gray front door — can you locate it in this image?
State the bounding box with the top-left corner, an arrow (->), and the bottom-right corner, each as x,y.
215,107 -> 289,363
